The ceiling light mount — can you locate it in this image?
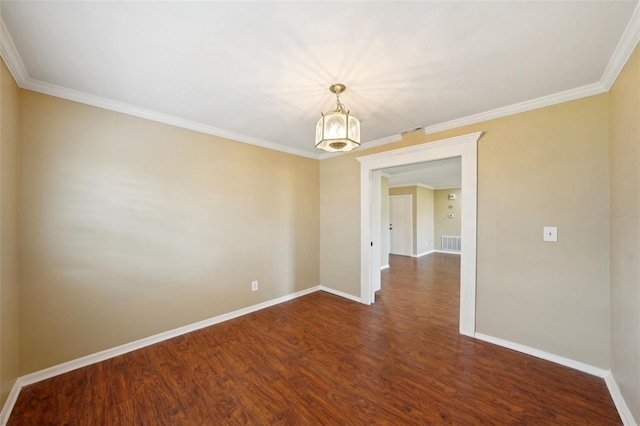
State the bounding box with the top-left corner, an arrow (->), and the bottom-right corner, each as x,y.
329,83 -> 346,95
315,83 -> 361,153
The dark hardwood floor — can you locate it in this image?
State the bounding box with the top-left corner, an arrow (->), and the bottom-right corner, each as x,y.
9,253 -> 621,425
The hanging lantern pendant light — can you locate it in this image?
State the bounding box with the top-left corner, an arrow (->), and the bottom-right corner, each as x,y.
315,84 -> 361,152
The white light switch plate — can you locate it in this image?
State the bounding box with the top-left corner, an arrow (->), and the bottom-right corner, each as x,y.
543,226 -> 558,242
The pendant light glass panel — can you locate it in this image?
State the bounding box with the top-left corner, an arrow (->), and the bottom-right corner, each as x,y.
315,84 -> 361,152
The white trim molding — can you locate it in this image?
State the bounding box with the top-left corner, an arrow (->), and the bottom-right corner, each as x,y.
0,19 -> 317,160
2,2 -> 640,161
474,333 -> 608,377
389,183 -> 436,190
423,2 -> 640,136
0,284 -> 634,425
318,134 -> 403,160
357,131 -> 481,337
423,3 -> 640,136
0,19 -> 28,87
318,286 -> 362,303
605,372 -> 638,426
0,380 -> 21,426
423,83 -> 606,135
0,285 -> 324,425
432,249 -> 461,256
412,250 -> 435,258
602,2 -> 640,90
380,264 -> 390,270
475,333 -> 637,425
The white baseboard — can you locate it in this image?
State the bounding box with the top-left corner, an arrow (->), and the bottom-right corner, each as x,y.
412,250 -> 435,258
474,333 -> 637,425
380,264 -> 390,270
605,372 -> 638,426
0,378 -> 22,426
318,285 -> 362,303
0,285 -> 321,426
474,332 -> 608,377
4,292 -> 632,426
432,249 -> 461,255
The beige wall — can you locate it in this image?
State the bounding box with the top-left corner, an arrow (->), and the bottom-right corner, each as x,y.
320,94 -> 610,368
18,90 -> 319,373
2,43 -> 633,418
320,152 -> 360,295
609,43 -> 640,421
416,186 -> 435,255
380,176 -> 389,267
434,189 -> 461,250
0,60 -> 21,405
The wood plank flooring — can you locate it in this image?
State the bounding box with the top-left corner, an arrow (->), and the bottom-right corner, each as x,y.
9,253 -> 621,424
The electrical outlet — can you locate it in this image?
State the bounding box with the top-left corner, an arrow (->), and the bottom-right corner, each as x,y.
251,281 -> 259,292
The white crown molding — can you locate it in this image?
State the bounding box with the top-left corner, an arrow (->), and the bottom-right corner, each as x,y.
358,132 -> 483,165
417,183 -> 435,190
0,17 -> 320,160
423,82 -> 606,135
0,18 -> 28,87
360,133 -> 404,151
317,134 -> 404,160
424,2 -> 640,136
388,183 -> 436,190
3,1 -> 640,163
21,78 -> 320,160
601,1 -> 640,90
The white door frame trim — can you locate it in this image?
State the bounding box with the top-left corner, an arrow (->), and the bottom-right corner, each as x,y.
357,132 -> 482,337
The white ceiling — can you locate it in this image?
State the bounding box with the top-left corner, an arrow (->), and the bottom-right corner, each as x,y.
1,1 -> 638,159
384,157 -> 461,189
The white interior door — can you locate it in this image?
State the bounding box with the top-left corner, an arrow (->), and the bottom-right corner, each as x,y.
389,195 -> 412,256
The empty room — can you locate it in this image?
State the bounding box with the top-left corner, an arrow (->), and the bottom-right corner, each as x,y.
0,1 -> 639,424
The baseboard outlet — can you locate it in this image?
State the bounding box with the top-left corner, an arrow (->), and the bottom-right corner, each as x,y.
433,249 -> 461,255
605,372 -> 638,426
474,333 -> 608,377
380,264 -> 390,270
0,285 -> 321,426
318,286 -> 362,303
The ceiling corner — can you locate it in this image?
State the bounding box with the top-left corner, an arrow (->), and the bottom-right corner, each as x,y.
601,1 -> 640,90
0,17 -> 29,86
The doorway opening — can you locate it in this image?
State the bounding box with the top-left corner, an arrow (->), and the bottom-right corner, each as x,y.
388,194 -> 413,257
383,156 -> 462,264
357,132 -> 481,337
